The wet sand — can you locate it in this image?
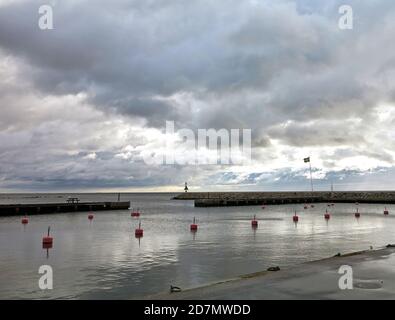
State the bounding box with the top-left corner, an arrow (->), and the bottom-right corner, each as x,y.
149,246 -> 395,300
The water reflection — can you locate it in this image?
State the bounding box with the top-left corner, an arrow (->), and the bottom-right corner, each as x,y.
42,243 -> 53,259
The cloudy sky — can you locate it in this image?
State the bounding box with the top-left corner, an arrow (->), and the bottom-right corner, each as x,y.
1,0 -> 395,192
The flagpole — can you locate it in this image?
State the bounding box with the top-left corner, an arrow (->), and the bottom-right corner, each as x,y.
309,159 -> 313,192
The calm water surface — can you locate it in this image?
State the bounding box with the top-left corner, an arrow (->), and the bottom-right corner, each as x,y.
1,193 -> 395,299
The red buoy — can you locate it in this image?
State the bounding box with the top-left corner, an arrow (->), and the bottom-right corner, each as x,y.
88,213 -> 94,220
384,207 -> 389,215
135,222 -> 143,237
190,217 -> 198,231
324,210 -> 330,220
355,208 -> 360,218
131,208 -> 140,217
42,226 -> 53,247
251,215 -> 258,227
21,216 -> 29,225
293,212 -> 299,222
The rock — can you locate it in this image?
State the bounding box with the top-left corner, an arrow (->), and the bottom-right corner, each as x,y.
267,266 -> 280,272
170,285 -> 182,293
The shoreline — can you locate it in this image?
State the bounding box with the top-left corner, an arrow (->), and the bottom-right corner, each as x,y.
146,245 -> 395,300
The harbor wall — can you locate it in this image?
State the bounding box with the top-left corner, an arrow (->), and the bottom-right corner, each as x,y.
173,191 -> 395,207
0,201 -> 130,216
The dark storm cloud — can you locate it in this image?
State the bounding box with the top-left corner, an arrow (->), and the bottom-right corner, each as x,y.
103,96 -> 180,127
0,0 -> 349,126
1,0 -> 265,117
1,0 -> 394,129
267,120 -> 367,147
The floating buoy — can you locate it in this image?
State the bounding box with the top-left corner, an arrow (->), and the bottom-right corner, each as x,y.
355,208 -> 360,218
251,215 -> 258,227
384,207 -> 389,215
293,211 -> 299,223
304,204 -> 308,209
261,205 -> 265,210
190,217 -> 198,231
21,216 -> 29,225
135,221 -> 143,237
88,213 -> 94,220
324,209 -> 330,220
42,226 -> 53,248
131,208 -> 140,217
310,204 -> 315,208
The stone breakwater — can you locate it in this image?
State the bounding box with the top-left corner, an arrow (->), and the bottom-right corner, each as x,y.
173,191 -> 395,207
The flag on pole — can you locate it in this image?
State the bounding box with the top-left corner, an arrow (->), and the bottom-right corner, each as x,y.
304,156 -> 313,191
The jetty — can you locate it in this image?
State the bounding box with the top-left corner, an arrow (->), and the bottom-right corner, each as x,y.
173,191 -> 395,207
0,201 -> 130,216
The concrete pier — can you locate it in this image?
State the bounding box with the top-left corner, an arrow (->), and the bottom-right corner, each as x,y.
0,201 -> 130,216
173,191 -> 395,207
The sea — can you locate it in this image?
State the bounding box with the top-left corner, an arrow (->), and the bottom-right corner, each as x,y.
0,193 -> 394,299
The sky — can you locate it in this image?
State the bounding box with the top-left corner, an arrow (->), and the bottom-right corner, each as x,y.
1,0 -> 395,192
